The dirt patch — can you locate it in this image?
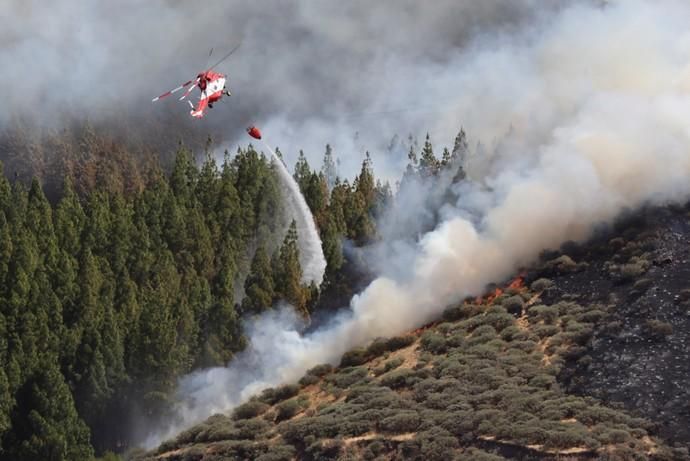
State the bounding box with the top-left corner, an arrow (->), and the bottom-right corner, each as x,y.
343,432 -> 416,445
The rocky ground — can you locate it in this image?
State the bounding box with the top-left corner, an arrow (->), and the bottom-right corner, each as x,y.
549,205 -> 690,450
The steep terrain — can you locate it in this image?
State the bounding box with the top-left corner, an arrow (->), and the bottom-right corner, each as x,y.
136,204 -> 690,461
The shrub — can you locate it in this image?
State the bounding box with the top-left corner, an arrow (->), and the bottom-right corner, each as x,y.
367,335 -> 415,358
275,397 -> 306,422
258,384 -> 300,405
279,415 -> 340,443
443,303 -> 481,321
577,309 -> 606,323
618,261 -> 649,281
529,373 -> 556,389
306,363 -> 334,377
232,418 -> 271,440
381,368 -> 418,389
563,321 -> 594,345
597,428 -> 631,444
418,428 -> 460,461
462,448 -> 505,461
528,305 -> 559,324
377,357 -> 404,375
299,374 -> 320,386
531,277 -> 554,292
510,340 -> 538,353
545,255 -> 580,274
233,400 -> 270,420
500,325 -> 528,342
502,295 -> 525,316
473,325 -> 497,337
326,366 -> 370,388
633,278 -> 653,292
380,411 -> 421,433
444,330 -> 466,348
483,312 -> 515,332
644,319 -> 673,340
305,439 -> 343,460
255,445 -> 296,461
420,331 -> 446,354
533,324 -> 560,339
340,347 -> 370,367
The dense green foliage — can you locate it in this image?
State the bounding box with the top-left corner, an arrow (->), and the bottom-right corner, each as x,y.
0,143 -> 298,458
0,128 -> 467,459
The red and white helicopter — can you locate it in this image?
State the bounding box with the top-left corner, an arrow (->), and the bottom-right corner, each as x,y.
152,43 -> 241,118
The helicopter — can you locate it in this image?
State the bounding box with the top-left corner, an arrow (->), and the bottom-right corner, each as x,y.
152,42 -> 241,118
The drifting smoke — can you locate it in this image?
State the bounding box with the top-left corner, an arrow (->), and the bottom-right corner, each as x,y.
262,139 -> 326,285
0,0 -> 568,179
147,0 -> 690,446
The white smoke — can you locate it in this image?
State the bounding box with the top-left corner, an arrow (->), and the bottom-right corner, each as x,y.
147,0 -> 690,447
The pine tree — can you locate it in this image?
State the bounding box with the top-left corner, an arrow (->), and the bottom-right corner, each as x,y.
345,155 -> 376,245
241,246 -> 274,315
402,141 -> 419,184
354,153 -> 375,208
328,178 -> 349,236
129,251 -> 182,396
54,177 -> 85,258
451,127 -> 469,164
82,191 -> 112,257
0,162 -> 12,214
441,147 -> 452,166
293,150 -> 312,193
3,358 -> 93,461
196,153 -> 220,221
273,221 -> 307,316
419,133 -> 440,177
320,216 -> 344,282
0,212 -> 12,292
320,144 -> 338,190
374,180 -> 393,219
304,172 -> 329,230
170,144 -> 197,207
107,192 -> 133,277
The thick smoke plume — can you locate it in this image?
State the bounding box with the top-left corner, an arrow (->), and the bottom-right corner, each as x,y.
147,0 -> 690,446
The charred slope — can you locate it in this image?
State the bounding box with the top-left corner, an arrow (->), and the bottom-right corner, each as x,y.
138,205 -> 690,461
541,205 -> 690,450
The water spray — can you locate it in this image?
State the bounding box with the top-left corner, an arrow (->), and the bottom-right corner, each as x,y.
259,136 -> 327,285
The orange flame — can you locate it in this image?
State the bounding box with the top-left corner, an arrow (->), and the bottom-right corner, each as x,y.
474,271 -> 527,305
507,272 -> 526,290
486,287 -> 503,304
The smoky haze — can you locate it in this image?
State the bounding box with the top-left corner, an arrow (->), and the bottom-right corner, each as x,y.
146,0 -> 690,448
1,0 -> 570,177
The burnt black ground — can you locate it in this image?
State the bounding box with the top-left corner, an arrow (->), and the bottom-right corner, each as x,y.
539,205 -> 690,451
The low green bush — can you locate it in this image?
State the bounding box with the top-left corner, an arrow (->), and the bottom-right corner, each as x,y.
381,368 -> 419,389
340,347 -> 370,367
306,363 -> 334,377
379,411 -> 420,433
420,331 -> 446,354
258,384 -> 300,405
502,295 -> 525,316
233,400 -> 270,420
531,277 -> 554,292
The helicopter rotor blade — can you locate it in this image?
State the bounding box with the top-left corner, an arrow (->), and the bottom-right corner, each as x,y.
152,79 -> 195,102
206,40 -> 242,71
179,77 -> 201,101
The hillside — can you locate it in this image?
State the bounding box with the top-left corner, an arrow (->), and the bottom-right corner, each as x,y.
136,205 -> 690,461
